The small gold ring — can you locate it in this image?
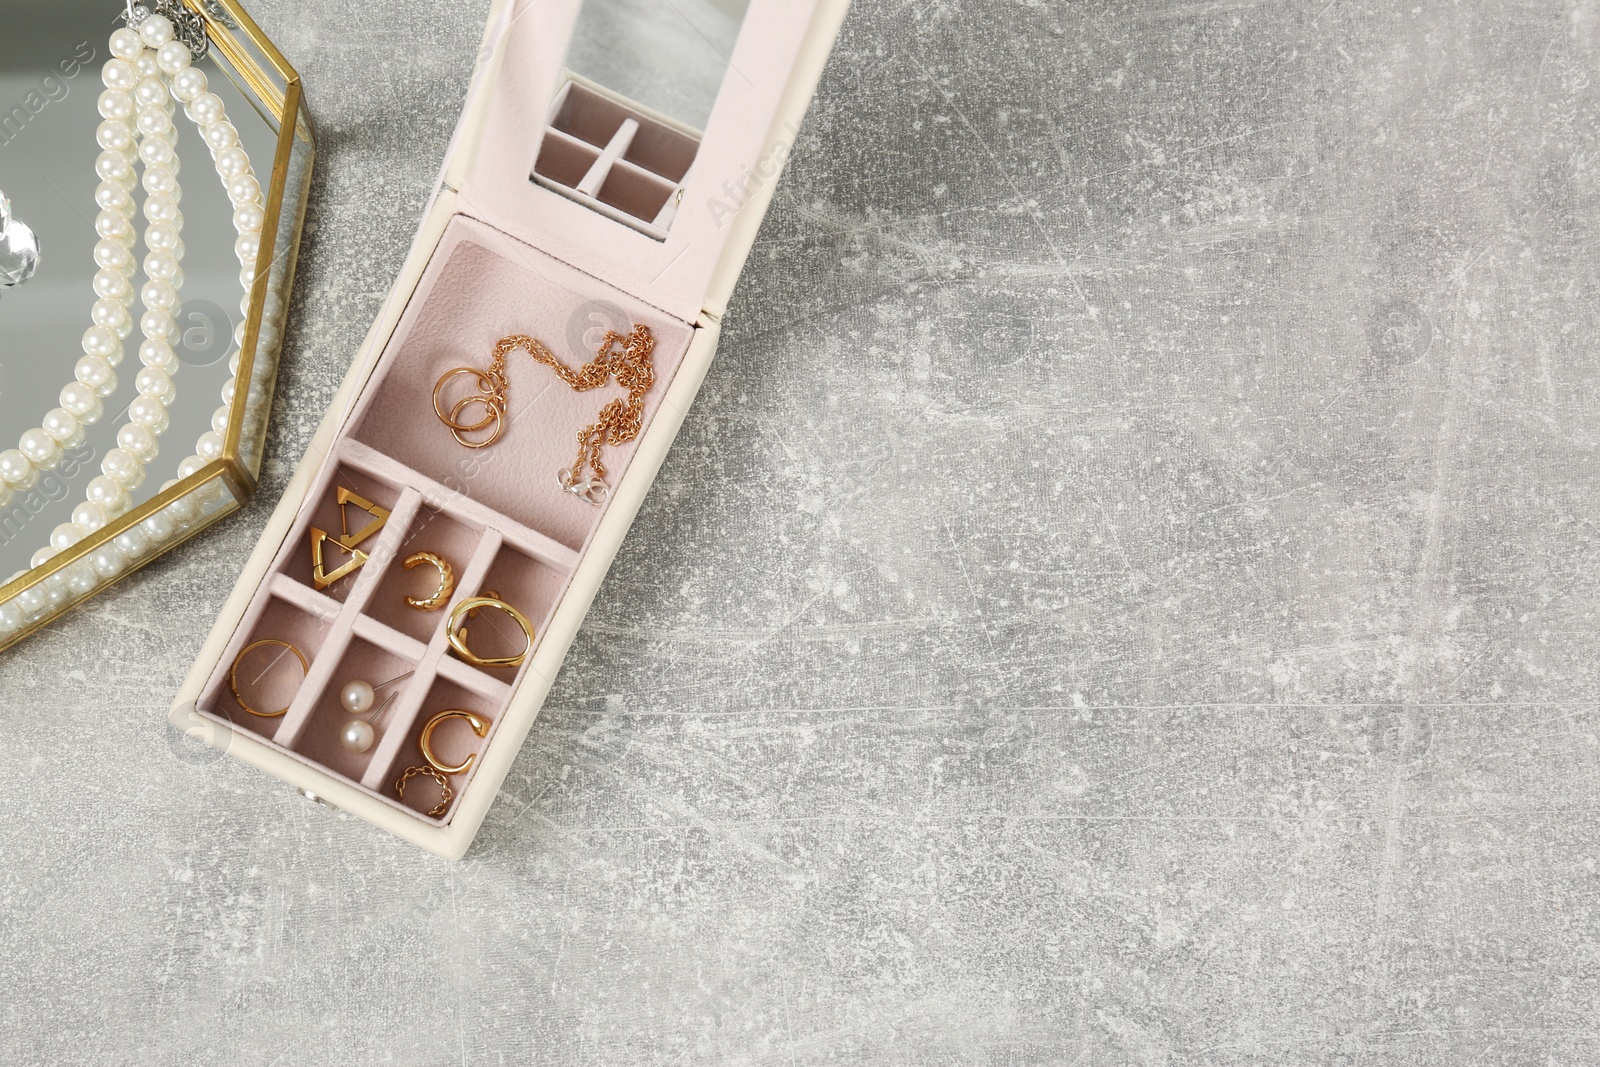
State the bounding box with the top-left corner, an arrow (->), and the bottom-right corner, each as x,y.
420,709 -> 491,775
433,368 -> 504,448
447,595 -> 534,669
394,765 -> 453,818
402,551 -> 455,610
228,638 -> 309,718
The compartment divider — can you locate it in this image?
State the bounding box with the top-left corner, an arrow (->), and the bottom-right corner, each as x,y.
339,488 -> 423,618
351,615 -> 428,662
268,574 -> 341,621
361,528 -> 504,791
576,117 -> 639,198
338,439 -> 581,573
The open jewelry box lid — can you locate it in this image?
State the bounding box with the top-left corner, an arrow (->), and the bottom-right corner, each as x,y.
443,0 -> 849,325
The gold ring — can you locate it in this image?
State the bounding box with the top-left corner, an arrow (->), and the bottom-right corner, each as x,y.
402,551 -> 455,610
394,765 -> 453,818
447,595 -> 534,669
420,709 -> 491,775
433,367 -> 504,448
228,638 -> 309,717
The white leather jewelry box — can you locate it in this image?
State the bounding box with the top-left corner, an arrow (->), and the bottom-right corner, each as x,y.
168,0 -> 851,858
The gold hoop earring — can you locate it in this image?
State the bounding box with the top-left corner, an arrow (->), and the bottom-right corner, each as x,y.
395,765 -> 453,818
420,709 -> 492,775
228,639 -> 309,717
402,551 -> 455,611
447,595 -> 534,669
433,366 -> 506,449
335,487 -> 390,550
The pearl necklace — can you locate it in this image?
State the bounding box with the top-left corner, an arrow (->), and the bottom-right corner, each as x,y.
0,8 -> 263,591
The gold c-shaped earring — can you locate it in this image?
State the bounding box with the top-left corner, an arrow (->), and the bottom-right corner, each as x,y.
402,551 -> 455,611
420,709 -> 492,775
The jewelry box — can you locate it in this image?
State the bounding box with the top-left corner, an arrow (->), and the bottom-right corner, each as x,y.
169,0 -> 852,857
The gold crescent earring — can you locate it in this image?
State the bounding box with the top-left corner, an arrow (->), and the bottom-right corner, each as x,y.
419,709 -> 492,775
402,551 -> 455,611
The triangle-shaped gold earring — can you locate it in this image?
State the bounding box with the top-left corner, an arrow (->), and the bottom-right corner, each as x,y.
310,526 -> 369,590
335,487 -> 390,551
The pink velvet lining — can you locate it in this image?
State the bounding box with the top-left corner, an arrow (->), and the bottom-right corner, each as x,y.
193,213 -> 698,823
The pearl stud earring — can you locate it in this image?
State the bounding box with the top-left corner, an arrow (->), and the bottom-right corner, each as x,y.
337,669 -> 412,753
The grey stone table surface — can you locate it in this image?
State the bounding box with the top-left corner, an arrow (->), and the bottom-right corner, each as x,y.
3,0 -> 1598,1064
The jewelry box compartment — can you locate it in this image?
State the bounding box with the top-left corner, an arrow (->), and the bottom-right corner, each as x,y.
530,78 -> 699,240
191,212 -> 700,824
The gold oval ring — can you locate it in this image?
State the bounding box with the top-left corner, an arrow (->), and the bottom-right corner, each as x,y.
420,709 -> 492,775
447,595 -> 534,669
402,551 -> 455,611
228,638 -> 309,718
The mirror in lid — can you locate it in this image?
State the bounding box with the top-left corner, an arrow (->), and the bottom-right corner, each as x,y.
0,0 -> 313,651
531,0 -> 752,239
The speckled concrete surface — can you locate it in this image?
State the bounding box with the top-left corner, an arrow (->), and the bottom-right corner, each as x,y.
4,1 -> 1600,1064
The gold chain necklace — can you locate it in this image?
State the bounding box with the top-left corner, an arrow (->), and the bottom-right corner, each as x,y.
433,325 -> 655,505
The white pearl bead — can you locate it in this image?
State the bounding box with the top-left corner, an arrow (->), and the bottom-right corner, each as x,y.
139,338 -> 178,370
141,309 -> 177,341
19,429 -> 62,470
43,409 -> 85,448
81,325 -> 121,360
139,13 -> 175,47
94,209 -> 133,243
136,366 -> 175,402
75,355 -> 117,397
89,546 -> 125,579
143,166 -> 177,197
89,476 -> 131,516
204,121 -> 238,153
113,527 -> 148,559
65,562 -> 99,595
142,510 -> 175,544
233,203 -> 265,235
214,146 -> 248,178
134,77 -> 167,110
211,406 -> 230,434
50,523 -> 83,552
171,67 -> 207,102
235,233 -> 260,266
117,423 -> 158,461
340,680 -> 375,714
167,491 -> 199,525
127,396 -> 170,433
177,455 -> 206,478
102,448 -> 145,490
139,137 -> 175,168
93,268 -> 132,302
145,222 -> 179,253
340,720 -> 376,754
98,89 -> 134,120
96,119 -> 134,154
186,92 -> 223,125
29,547 -> 58,572
102,59 -> 137,91
94,239 -> 134,274
195,430 -> 225,461
219,379 -> 236,406
0,450 -> 39,489
143,250 -> 179,280
141,279 -> 179,310
156,40 -> 190,74
96,150 -> 134,184
134,51 -> 160,79
144,194 -> 180,226
227,175 -> 261,207
228,349 -> 243,375
94,182 -> 134,215
109,28 -> 143,61
59,383 -> 103,424
91,299 -> 132,339
72,501 -> 108,533
136,108 -> 172,139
